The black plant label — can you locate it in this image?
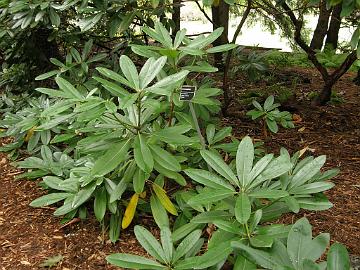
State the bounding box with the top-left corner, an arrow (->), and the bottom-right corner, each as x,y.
180,85 -> 197,101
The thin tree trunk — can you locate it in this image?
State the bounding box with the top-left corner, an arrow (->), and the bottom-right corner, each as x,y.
172,0 -> 181,37
211,0 -> 229,69
325,4 -> 342,50
222,0 -> 252,115
310,0 -> 332,50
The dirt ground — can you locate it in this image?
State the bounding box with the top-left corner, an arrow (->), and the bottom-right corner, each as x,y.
0,67 -> 359,269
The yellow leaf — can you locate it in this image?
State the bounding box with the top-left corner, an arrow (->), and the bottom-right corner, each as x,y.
0,128 -> 6,132
152,183 -> 178,216
122,193 -> 139,229
139,191 -> 147,199
24,126 -> 37,142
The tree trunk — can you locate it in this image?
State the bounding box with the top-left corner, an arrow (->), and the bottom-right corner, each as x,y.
211,0 -> 229,69
310,0 -> 332,50
312,81 -> 334,105
172,0 -> 181,37
325,4 -> 342,50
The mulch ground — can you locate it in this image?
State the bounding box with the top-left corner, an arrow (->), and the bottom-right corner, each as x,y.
0,67 -> 359,269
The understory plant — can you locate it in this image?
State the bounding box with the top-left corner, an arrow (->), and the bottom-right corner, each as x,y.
0,24 -> 351,270
247,95 -> 294,135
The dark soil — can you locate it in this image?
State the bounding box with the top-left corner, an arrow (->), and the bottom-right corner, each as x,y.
1,67 -> 359,269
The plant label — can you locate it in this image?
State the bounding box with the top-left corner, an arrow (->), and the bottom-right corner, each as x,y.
180,85 -> 196,101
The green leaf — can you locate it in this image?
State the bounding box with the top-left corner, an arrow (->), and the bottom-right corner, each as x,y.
232,241 -> 279,268
55,77 -> 84,100
91,139 -> 131,176
249,190 -> 289,199
173,229 -> 202,263
200,149 -> 238,186
139,56 -> 167,89
236,136 -> 254,187
72,182 -> 97,208
150,195 -> 169,228
235,193 -> 251,224
117,13 -> 135,35
152,183 -> 178,216
109,179 -> 128,203
248,154 -> 274,182
184,169 -> 235,191
290,182 -> 334,195
188,189 -> 235,205
145,70 -> 189,95
79,13 -> 103,32
191,210 -> 232,224
106,253 -> 165,269
35,70 -> 59,80
109,212 -> 121,243
304,233 -> 330,262
93,76 -> 129,97
119,55 -> 139,90
160,227 -> 173,263
134,226 -> 167,263
289,156 -> 327,190
30,193 -> 71,207
250,235 -> 273,248
233,255 -> 256,270
149,145 -> 181,172
287,217 -> 312,268
206,43 -> 238,53
134,134 -> 154,173
96,67 -> 133,89
94,187 -> 107,222
188,27 -> 224,49
327,243 -> 350,270
133,168 -> 148,194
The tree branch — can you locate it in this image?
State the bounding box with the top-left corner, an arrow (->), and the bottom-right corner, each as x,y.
195,1 -> 213,24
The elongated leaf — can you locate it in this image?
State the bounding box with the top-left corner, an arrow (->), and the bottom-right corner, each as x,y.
200,149 -> 238,186
145,70 -> 189,94
109,212 -> 121,242
91,139 -> 130,176
109,179 -> 127,203
160,227 -> 173,263
184,169 -> 235,191
106,253 -> 164,269
173,230 -> 202,263
55,77 -> 84,99
133,168 -> 148,194
94,187 -> 107,222
150,195 -> 169,228
236,136 -> 254,187
191,210 -> 232,224
134,226 -> 167,263
72,182 -> 96,208
139,56 -> 167,89
152,183 -> 178,215
235,193 -> 251,224
249,190 -> 288,199
233,255 -> 256,270
149,145 -> 181,172
93,76 -> 128,97
206,43 -> 238,53
134,134 -> 153,173
290,182 -> 334,195
122,193 -> 139,229
327,243 -> 350,270
119,55 -> 139,90
248,154 -> 273,182
249,235 -> 273,248
287,217 -> 312,268
30,193 -> 71,207
96,67 -> 133,89
232,241 -> 279,268
188,189 -> 235,205
304,233 -> 330,262
289,155 -> 326,190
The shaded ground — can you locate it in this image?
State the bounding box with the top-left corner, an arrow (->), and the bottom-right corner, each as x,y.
0,67 -> 359,269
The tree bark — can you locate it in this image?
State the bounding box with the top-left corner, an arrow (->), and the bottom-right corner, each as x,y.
310,0 -> 332,50
211,0 -> 229,69
172,0 -> 181,37
325,4 -> 342,50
